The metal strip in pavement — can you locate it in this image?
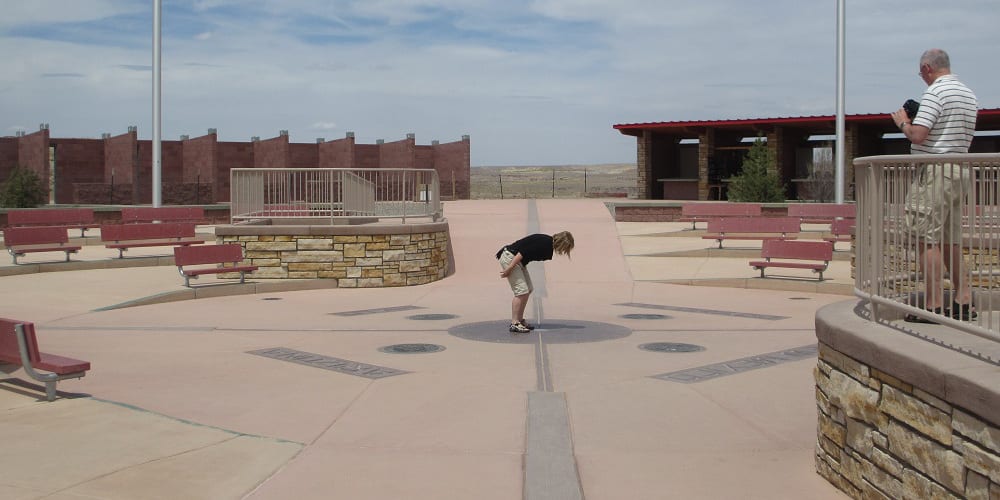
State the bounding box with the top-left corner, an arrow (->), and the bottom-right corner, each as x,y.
329,305 -> 424,317
525,392 -> 583,500
616,302 -> 789,321
247,347 -> 408,379
652,344 -> 817,383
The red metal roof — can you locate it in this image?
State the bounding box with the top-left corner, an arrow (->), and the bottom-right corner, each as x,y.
613,108 -> 1000,135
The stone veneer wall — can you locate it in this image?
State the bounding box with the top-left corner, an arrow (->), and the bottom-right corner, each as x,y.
815,301 -> 1000,500
215,221 -> 449,288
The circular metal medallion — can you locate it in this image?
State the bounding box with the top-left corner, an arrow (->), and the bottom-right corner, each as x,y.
639,342 -> 705,353
407,313 -> 459,320
449,319 -> 631,345
789,297 -> 812,301
621,313 -> 669,320
261,297 -> 282,301
378,343 -> 446,354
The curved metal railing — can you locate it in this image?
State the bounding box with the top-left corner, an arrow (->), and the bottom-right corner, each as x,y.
853,153 -> 1000,341
230,168 -> 442,224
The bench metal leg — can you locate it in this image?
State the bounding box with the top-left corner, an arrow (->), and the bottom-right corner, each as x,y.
239,271 -> 246,284
117,248 -> 126,259
45,381 -> 57,402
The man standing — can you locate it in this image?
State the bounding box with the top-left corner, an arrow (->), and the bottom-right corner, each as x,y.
892,48 -> 978,322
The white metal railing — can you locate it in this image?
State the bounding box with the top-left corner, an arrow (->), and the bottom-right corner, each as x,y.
854,153 -> 1000,341
230,168 -> 442,224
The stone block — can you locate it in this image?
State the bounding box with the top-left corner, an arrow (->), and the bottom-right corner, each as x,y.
819,434 -> 842,461
383,249 -> 406,262
902,468 -> 962,500
249,259 -> 281,267
296,238 -> 334,250
346,267 -> 361,278
338,278 -> 357,288
253,267 -> 288,279
888,421 -> 965,494
881,385 -> 952,446
384,273 -> 406,286
246,251 -> 279,259
953,409 -> 1000,455
318,269 -> 347,279
847,418 -> 876,457
358,278 -> 383,287
281,251 -> 344,263
966,470 -> 990,500
288,263 -> 330,272
871,446 -> 903,478
366,241 -> 389,250
362,268 -> 383,278
914,387 -> 952,414
872,368 -> 913,392
399,259 -> 428,273
817,386 -> 832,416
861,479 -> 893,500
288,271 -> 318,279
355,257 -> 383,267
825,369 -> 880,425
343,243 -> 367,258
961,439 -> 1000,483
246,241 -> 297,251
333,236 -> 359,243
390,235 -> 410,246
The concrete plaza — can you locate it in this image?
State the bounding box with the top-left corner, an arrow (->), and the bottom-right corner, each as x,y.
0,199 -> 850,499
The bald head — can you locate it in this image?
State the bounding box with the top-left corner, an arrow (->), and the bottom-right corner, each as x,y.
921,49 -> 951,72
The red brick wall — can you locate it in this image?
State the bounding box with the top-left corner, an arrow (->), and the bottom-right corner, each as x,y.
318,136 -> 355,168
183,133 -> 216,184
105,132 -> 137,185
431,137 -> 471,199
415,146 -> 434,169
52,138 -> 103,203
0,137 -> 18,182
18,129 -> 50,190
355,144 -> 379,169
216,142 -> 253,202
319,137 -> 355,168
290,143 -> 319,168
379,138 -> 414,169
254,135 -> 289,168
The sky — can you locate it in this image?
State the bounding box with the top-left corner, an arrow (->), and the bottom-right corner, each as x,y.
2,1 -> 999,167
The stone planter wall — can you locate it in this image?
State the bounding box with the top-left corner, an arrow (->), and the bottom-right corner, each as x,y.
815,301 -> 1000,500
215,222 -> 449,288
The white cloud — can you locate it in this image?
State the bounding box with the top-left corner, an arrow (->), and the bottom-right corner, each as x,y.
1,0 -> 998,165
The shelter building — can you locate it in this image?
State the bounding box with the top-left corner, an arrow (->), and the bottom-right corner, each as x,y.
614,109 -> 1000,201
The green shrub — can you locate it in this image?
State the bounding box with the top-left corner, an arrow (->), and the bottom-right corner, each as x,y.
0,166 -> 47,208
726,137 -> 786,203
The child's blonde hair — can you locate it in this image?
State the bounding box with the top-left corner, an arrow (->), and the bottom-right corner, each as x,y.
553,231 -> 575,257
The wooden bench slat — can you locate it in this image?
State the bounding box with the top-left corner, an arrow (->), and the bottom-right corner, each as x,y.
120,206 -> 206,224
702,216 -> 801,248
100,222 -> 205,258
6,208 -> 97,236
678,203 -> 762,229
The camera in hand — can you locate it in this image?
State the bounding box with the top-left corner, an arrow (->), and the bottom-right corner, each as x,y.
903,99 -> 920,119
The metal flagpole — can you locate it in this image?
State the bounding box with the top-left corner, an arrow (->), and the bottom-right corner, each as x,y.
152,0 -> 162,207
835,0 -> 846,203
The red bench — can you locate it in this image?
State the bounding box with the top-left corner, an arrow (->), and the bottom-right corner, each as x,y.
749,240 -> 834,280
100,222 -> 206,258
3,226 -> 82,264
786,203 -> 855,225
121,206 -> 206,224
174,244 -> 258,287
823,218 -> 856,244
6,207 -> 98,237
0,317 -> 90,401
678,202 -> 762,229
702,216 -> 800,249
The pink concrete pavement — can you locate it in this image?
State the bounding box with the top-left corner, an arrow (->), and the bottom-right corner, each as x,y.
0,199 -> 847,499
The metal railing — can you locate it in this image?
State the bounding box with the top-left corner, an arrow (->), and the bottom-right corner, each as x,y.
854,153 -> 1000,341
230,168 -> 442,224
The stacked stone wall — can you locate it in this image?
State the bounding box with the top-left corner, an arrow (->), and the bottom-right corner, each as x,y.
218,229 -> 449,288
815,343 -> 1000,499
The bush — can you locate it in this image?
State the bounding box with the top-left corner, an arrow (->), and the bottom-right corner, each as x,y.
726,137 -> 786,203
0,166 -> 47,208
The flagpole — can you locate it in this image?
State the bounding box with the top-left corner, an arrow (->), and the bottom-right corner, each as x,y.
835,0 -> 846,203
152,0 -> 162,207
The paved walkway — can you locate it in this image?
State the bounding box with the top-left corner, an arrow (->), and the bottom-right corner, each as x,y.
0,199 -> 848,499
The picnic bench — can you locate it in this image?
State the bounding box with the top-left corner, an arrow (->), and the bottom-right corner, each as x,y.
702,216 -> 800,249
3,226 -> 82,264
120,206 -> 206,224
173,244 -> 258,287
678,202 -> 762,229
749,240 -> 834,280
823,218 -> 856,244
0,317 -> 90,401
786,203 -> 856,224
6,207 -> 98,237
100,222 -> 206,258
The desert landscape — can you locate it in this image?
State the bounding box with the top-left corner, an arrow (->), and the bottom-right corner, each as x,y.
469,163 -> 637,199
